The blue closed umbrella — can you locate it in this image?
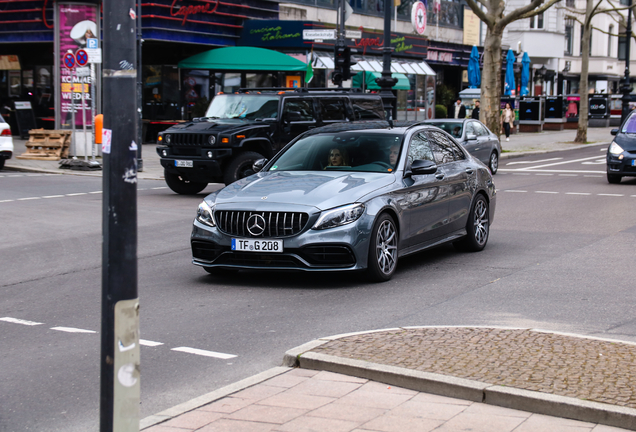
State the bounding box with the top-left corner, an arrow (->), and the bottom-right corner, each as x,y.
504,49 -> 516,96
468,45 -> 481,89
520,52 -> 530,96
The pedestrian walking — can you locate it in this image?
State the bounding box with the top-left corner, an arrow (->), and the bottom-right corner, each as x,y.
500,102 -> 513,141
471,101 -> 480,120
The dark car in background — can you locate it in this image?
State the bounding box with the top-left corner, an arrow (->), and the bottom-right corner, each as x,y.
424,119 -> 501,174
191,121 -> 496,282
607,111 -> 636,184
156,88 -> 385,194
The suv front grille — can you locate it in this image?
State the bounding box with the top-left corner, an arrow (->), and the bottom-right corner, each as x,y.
171,134 -> 210,146
215,210 -> 309,238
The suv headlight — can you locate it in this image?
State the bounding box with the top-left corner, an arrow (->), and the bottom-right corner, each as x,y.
313,203 -> 365,230
165,134 -> 171,144
609,141 -> 624,156
196,201 -> 215,227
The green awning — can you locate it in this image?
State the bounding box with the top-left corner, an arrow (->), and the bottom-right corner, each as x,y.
178,46 -> 307,72
352,71 -> 411,90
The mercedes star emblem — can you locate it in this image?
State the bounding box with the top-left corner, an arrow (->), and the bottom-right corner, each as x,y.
246,214 -> 266,236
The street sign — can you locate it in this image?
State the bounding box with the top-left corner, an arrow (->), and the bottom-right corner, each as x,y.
303,29 -> 336,40
76,49 -> 89,67
87,38 -> 98,49
75,66 -> 91,77
64,52 -> 76,69
411,1 -> 427,35
85,48 -> 102,64
345,30 -> 362,39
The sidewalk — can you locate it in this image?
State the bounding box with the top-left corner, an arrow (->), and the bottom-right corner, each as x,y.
3,126 -> 615,180
141,327 -> 636,432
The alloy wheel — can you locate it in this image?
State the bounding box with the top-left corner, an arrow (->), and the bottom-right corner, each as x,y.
473,199 -> 489,246
375,219 -> 397,275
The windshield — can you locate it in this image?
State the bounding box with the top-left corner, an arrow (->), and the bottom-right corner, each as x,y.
430,122 -> 463,138
268,132 -> 403,174
205,94 -> 279,120
622,112 -> 636,133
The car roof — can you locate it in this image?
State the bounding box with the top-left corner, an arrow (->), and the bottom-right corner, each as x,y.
301,121 -> 435,137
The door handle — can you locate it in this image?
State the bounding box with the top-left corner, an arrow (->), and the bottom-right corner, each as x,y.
465,168 -> 474,175
435,173 -> 445,180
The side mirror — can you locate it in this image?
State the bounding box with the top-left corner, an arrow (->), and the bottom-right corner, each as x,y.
411,159 -> 438,176
466,134 -> 477,141
611,128 -> 619,136
284,111 -> 302,123
252,158 -> 268,173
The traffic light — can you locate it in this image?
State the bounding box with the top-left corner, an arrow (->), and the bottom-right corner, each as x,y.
334,45 -> 356,81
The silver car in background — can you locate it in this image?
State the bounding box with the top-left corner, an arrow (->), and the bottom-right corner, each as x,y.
424,119 -> 501,174
191,121 -> 496,282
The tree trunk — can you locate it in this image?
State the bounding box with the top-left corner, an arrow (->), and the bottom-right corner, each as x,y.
481,27 -> 504,138
575,0 -> 593,143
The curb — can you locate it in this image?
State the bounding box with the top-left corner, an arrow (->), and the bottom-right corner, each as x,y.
139,366 -> 291,430
499,141 -> 610,160
283,327 -> 636,431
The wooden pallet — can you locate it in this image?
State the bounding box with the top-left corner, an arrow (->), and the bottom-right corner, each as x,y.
17,129 -> 71,160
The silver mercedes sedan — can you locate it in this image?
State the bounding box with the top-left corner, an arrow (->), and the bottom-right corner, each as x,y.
191,121 -> 496,282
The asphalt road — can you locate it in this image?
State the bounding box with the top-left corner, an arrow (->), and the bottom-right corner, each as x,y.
1,144 -> 635,432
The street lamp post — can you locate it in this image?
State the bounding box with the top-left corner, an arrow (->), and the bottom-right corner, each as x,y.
621,0 -> 632,124
375,0 -> 398,120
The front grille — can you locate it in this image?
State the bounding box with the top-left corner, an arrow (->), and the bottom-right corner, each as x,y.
171,134 -> 209,146
216,252 -> 303,268
215,211 -> 309,238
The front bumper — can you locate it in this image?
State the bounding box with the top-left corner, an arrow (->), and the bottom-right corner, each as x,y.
157,146 -> 233,182
191,215 -> 374,272
607,151 -> 636,177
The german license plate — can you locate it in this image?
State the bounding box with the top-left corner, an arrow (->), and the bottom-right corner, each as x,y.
232,238 -> 283,253
632,159 -> 636,166
175,160 -> 193,168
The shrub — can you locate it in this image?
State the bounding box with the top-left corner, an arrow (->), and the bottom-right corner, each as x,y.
435,104 -> 447,119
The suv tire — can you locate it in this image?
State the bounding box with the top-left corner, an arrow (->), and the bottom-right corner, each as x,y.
223,151 -> 264,185
607,173 -> 622,184
164,170 -> 208,195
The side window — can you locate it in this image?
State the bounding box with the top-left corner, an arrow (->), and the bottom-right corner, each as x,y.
318,98 -> 347,122
407,132 -> 435,166
282,98 -> 316,122
473,122 -> 489,136
351,98 -> 385,120
427,130 -> 465,164
465,122 -> 476,136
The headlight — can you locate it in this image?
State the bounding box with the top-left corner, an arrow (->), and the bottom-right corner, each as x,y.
196,201 -> 215,227
609,141 -> 624,156
165,134 -> 171,144
313,203 -> 365,230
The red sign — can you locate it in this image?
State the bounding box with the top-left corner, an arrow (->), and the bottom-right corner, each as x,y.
63,52 -> 76,69
76,49 -> 88,66
170,0 -> 219,25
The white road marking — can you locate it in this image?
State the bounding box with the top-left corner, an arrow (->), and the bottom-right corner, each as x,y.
171,347 -> 237,359
581,159 -> 606,165
517,155 -> 602,170
152,187 -> 168,190
558,174 -> 578,176
504,190 -> 527,193
66,193 -> 87,196
566,192 -> 591,195
535,173 -> 554,176
506,157 -> 563,165
0,317 -> 43,326
0,199 -> 14,203
50,327 -> 96,334
536,191 -> 559,194
89,191 -> 102,194
598,193 -> 624,197
43,195 -> 65,198
140,339 -> 164,347
512,173 -> 531,176
17,197 -> 41,201
584,175 -> 603,177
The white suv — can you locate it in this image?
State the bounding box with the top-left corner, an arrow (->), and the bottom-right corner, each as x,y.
0,113 -> 13,170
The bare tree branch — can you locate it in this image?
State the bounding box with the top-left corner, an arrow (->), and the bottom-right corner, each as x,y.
465,0 -> 494,27
503,0 -> 561,28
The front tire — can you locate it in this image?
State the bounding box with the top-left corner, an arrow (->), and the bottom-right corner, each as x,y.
0,157 -> 5,170
607,173 -> 622,184
223,151 -> 264,186
454,194 -> 489,252
489,151 -> 499,174
164,170 -> 208,195
366,213 -> 398,282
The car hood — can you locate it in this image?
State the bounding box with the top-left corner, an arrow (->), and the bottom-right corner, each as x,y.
165,118 -> 267,133
615,132 -> 636,151
212,171 -> 396,211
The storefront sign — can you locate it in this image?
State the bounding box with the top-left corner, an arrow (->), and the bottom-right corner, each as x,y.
391,36 -> 414,54
411,1 -> 426,35
463,8 -> 480,46
303,29 -> 336,40
426,50 -> 453,63
170,0 -> 219,25
0,55 -> 21,70
56,3 -> 97,128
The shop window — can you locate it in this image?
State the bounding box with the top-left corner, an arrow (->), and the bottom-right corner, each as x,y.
142,65 -> 180,121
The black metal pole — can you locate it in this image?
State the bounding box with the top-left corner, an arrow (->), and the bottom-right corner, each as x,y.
376,0 -> 397,120
100,0 -> 140,429
621,0 -> 632,124
137,0 -> 144,171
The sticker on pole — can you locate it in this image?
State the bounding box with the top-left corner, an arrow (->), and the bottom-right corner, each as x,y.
64,52 -> 76,69
411,1 -> 426,35
102,128 -> 112,154
76,49 -> 89,67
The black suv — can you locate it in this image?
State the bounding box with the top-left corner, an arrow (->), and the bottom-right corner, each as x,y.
156,88 -> 385,194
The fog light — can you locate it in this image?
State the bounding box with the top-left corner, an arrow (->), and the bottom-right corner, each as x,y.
207,151 -> 213,158
619,154 -> 624,160
162,149 -> 168,157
